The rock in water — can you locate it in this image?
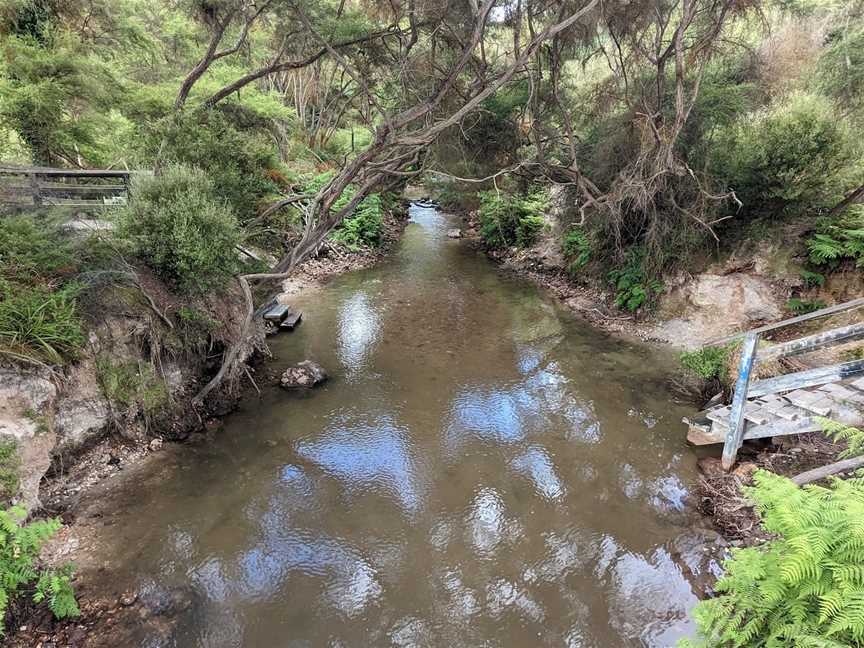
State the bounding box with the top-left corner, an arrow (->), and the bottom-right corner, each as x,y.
447,228 -> 462,239
280,361 -> 328,389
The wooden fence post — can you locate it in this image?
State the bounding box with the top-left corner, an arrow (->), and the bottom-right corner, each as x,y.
29,173 -> 42,206
722,332 -> 759,471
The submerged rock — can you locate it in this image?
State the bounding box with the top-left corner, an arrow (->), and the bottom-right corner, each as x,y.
280,361 -> 328,389
447,228 -> 463,239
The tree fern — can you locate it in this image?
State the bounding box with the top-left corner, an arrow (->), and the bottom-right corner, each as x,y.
681,470 -> 864,647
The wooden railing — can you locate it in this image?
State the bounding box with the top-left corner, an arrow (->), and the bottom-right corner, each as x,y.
721,298 -> 864,470
1,165 -> 132,208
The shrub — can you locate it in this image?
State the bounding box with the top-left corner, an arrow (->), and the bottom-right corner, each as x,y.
807,206 -> 864,268
331,192 -> 384,249
816,25 -> 864,116
152,109 -> 280,220
304,172 -> 386,249
680,346 -> 731,381
608,248 -> 663,312
0,506 -> 78,631
478,188 -> 548,249
0,282 -> 84,364
0,441 -> 19,504
562,226 -> 592,273
96,357 -> 169,414
681,470 -> 864,647
786,297 -> 825,314
712,93 -> 857,218
0,215 -> 74,280
799,269 -> 825,288
118,164 -> 241,293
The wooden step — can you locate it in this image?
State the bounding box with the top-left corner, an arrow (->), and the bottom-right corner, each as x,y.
784,390 -> 833,416
263,303 -> 291,323
279,311 -> 302,330
818,383 -> 864,406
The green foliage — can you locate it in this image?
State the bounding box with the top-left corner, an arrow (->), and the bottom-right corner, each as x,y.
816,25 -> 864,117
478,188 -> 548,249
118,164 -> 241,293
152,109 -> 280,220
331,192 -> 385,249
0,215 -> 75,280
0,441 -> 19,505
713,93 -> 858,218
0,27 -> 120,165
0,283 -> 84,364
562,226 -> 592,273
787,298 -> 826,314
799,269 -> 825,288
681,470 -> 864,647
304,172 -> 387,249
681,345 -> 731,381
818,418 -> 864,460
96,357 -> 168,413
807,207 -> 864,267
0,506 -> 78,631
608,249 -> 663,312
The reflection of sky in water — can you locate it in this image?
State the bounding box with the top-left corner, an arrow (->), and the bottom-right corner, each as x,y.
512,446 -> 565,501
467,488 -> 505,555
295,410 -> 422,515
337,292 -> 380,376
190,505 -> 384,619
444,364 -> 600,453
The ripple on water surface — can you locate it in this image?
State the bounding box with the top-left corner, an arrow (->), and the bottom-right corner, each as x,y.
93,203 -> 711,647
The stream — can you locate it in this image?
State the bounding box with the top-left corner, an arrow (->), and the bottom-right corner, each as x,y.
85,204 -> 719,647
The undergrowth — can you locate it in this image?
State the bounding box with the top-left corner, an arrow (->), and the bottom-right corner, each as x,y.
681,345 -> 731,381
608,248 -> 663,312
96,357 -> 169,414
681,470 -> 864,647
478,188 -> 548,249
0,506 -> 78,632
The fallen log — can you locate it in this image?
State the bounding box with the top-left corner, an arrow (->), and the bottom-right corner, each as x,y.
791,455 -> 864,486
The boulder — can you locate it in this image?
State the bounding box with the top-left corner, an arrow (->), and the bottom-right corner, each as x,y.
447,228 -> 463,239
280,361 -> 328,389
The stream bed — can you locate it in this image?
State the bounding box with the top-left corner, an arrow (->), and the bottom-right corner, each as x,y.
84,204 -> 719,647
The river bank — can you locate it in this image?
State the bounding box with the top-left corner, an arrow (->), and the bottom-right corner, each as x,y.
4,205 -> 410,647
11,202 -> 730,646
453,201 -> 864,556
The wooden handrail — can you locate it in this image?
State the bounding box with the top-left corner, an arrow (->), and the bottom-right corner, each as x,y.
706,297 -> 864,347
1,166 -> 131,178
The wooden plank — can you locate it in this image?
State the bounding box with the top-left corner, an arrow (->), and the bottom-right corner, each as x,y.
819,383 -> 864,404
279,311 -> 302,330
38,182 -> 127,192
706,298 -> 864,347
774,405 -> 804,420
758,322 -> 864,362
749,360 -> 864,398
263,303 -> 291,322
743,406 -> 772,425
723,332 -> 759,470
29,173 -> 41,206
1,167 -> 131,178
706,406 -> 731,424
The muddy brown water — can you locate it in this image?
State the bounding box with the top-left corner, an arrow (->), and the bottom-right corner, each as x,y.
85,205 -> 720,647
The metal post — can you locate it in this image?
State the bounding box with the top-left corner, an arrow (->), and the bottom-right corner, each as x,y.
722,332 -> 760,471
